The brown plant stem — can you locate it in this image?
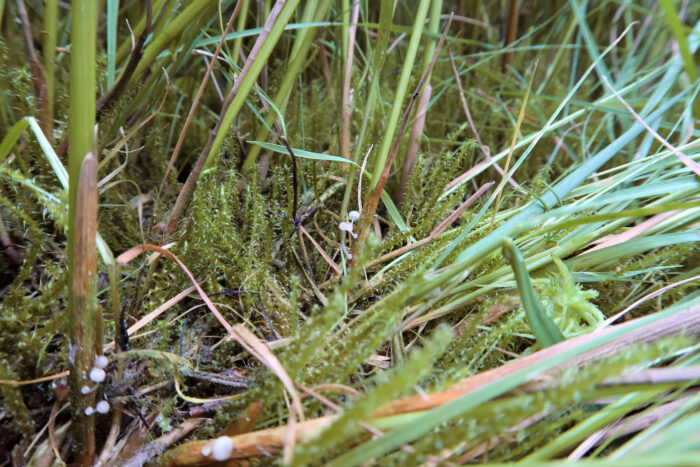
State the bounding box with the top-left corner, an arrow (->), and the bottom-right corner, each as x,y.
17,0 -> 51,139
158,1 -> 241,193
68,152 -> 99,465
503,0 -> 520,73
95,0 -> 152,120
166,0 -> 288,234
352,16 -> 452,263
396,84 -> 431,207
55,1 -> 152,160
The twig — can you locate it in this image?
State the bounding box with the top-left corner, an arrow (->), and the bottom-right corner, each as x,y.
211,288 -> 280,340
448,49 -> 521,189
353,15 -> 453,262
280,137 -> 299,221
166,0 -> 287,234
159,1 -> 241,192
396,84 -> 431,207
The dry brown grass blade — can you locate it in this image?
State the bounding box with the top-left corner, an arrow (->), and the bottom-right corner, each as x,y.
489,60 -> 537,232
568,395 -> 695,460
117,244 -> 302,427
28,421 -> 70,467
299,226 -> 342,275
599,274 -> 700,328
448,48 -> 521,189
587,210 -> 680,253
365,182 -> 493,269
95,409 -> 122,466
104,285 -> 196,353
47,403 -> 64,464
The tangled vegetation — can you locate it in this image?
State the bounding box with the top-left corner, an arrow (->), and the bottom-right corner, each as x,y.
0,0 -> 699,465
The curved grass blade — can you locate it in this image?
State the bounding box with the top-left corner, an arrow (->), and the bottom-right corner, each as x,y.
502,237 -> 565,347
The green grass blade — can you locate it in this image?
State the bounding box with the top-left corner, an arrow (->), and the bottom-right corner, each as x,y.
0,118 -> 30,163
248,141 -> 359,166
205,0 -> 302,169
106,0 -> 118,87
26,117 -> 68,189
369,0 -> 431,187
502,237 -> 565,347
659,0 -> 700,118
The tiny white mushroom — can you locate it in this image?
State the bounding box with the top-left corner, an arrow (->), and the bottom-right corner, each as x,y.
212,436 -> 234,461
201,446 -> 212,457
96,400 -> 110,414
93,355 -> 109,369
89,367 -> 106,383
84,407 -> 94,416
81,385 -> 91,395
348,210 -> 360,221
339,221 -> 357,238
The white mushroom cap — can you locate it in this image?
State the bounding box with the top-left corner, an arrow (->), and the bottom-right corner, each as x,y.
212,436 -> 234,461
348,210 -> 360,221
89,367 -> 106,383
339,221 -> 357,238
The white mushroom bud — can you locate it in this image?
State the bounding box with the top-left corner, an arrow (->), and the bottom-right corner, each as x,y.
96,400 -> 110,414
84,407 -> 94,416
93,355 -> 109,369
